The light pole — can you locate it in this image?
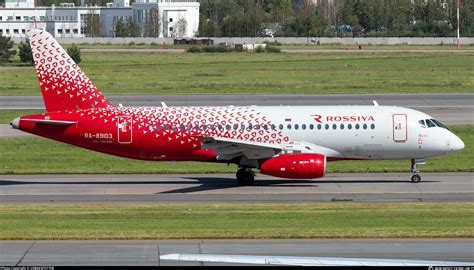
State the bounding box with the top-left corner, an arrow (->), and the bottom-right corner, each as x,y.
456,0 -> 460,48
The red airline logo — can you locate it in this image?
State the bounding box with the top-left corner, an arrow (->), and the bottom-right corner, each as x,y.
311,114 -> 375,123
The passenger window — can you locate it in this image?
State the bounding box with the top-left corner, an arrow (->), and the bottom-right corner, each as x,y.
310,124 -> 314,130
272,124 -> 276,130
332,124 -> 337,130
317,124 -> 322,130
164,125 -> 169,131
287,124 -> 292,130
218,125 -> 223,131
156,125 -> 162,131
195,125 -> 200,130
371,124 -> 375,129
233,124 -> 238,130
263,124 -> 268,130
348,124 -> 352,130
210,124 -> 215,130
248,124 -> 252,130
340,124 -> 344,130
325,124 -> 329,130
279,124 -> 283,130
355,124 -> 360,129
295,124 -> 299,130
226,125 -> 231,130
241,124 -> 246,130
180,125 -> 185,131
255,124 -> 260,130
363,124 -> 367,129
425,119 -> 436,128
302,124 -> 306,130
187,124 -> 192,130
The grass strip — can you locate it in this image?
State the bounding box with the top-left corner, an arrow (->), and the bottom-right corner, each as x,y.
0,109 -> 44,124
1,52 -> 473,96
0,202 -> 472,240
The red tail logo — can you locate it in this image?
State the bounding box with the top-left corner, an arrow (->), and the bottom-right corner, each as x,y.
27,29 -> 112,112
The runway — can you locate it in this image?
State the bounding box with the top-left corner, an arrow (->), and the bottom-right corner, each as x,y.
2,93 -> 473,109
1,239 -> 472,266
0,172 -> 472,203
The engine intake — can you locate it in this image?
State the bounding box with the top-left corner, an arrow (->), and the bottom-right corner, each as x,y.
259,153 -> 326,179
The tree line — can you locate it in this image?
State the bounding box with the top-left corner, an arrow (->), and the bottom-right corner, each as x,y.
1,0 -> 473,37
199,0 -> 474,37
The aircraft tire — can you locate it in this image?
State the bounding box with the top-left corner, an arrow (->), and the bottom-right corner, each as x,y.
411,174 -> 421,183
237,169 -> 254,186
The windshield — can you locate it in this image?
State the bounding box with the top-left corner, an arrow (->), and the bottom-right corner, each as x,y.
419,118 -> 449,130
431,118 -> 448,129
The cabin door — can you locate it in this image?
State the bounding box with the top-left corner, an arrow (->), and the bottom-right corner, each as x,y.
393,114 -> 407,142
118,116 -> 133,144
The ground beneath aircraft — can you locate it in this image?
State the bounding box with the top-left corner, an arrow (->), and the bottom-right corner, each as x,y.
0,172 -> 472,203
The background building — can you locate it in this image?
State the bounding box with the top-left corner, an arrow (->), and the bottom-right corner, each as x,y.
0,0 -> 199,38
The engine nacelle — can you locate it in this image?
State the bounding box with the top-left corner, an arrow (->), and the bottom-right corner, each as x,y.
259,153 -> 326,179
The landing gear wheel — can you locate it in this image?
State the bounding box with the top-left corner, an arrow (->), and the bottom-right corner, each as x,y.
410,159 -> 424,183
236,168 -> 255,186
411,174 -> 421,183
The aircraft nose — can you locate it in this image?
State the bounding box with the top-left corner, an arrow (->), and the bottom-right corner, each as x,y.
451,134 -> 465,152
10,117 -> 20,129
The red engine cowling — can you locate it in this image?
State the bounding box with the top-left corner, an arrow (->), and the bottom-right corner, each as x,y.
259,153 -> 326,179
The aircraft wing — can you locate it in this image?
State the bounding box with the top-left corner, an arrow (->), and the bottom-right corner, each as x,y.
196,136 -> 342,161
160,254 -> 473,267
196,136 -> 282,161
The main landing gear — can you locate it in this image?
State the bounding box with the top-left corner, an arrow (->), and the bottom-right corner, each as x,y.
411,159 -> 424,183
236,168 -> 255,186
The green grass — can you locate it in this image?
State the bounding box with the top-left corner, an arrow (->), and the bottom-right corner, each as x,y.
0,51 -> 473,95
279,43 -> 474,50
0,109 -> 44,124
0,202 -> 471,240
0,125 -> 471,174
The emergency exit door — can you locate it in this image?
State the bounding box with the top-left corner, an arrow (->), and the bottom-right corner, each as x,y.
118,116 -> 132,144
393,114 -> 407,142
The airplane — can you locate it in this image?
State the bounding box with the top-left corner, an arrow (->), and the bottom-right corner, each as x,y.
10,29 -> 465,186
160,253 -> 474,266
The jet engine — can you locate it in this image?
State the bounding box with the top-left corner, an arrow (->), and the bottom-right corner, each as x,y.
259,153 -> 326,179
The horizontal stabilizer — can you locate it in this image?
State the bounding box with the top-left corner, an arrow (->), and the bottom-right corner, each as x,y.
22,119 -> 77,125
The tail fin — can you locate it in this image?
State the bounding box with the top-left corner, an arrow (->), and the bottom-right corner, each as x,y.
27,29 -> 113,112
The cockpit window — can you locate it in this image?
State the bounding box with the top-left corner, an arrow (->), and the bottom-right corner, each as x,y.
425,119 -> 436,128
418,120 -> 426,128
431,119 -> 448,129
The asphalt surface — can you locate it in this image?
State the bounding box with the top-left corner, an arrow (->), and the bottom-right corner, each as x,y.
2,93 -> 472,108
0,172 -> 472,203
1,239 -> 472,266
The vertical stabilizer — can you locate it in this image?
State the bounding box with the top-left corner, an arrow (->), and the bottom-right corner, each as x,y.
27,29 -> 113,112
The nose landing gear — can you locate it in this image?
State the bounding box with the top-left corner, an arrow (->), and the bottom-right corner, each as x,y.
236,168 -> 255,186
410,159 -> 425,183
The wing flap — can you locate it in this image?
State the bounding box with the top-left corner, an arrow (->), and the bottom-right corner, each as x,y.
195,136 -> 281,160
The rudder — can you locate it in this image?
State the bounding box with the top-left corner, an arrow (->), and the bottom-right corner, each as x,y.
27,29 -> 113,112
